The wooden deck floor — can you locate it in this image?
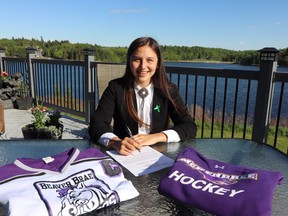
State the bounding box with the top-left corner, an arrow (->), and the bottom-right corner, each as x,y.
1,109 -> 89,140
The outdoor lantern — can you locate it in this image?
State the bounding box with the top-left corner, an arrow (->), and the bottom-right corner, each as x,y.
258,47 -> 280,62
83,48 -> 95,56
25,47 -> 37,54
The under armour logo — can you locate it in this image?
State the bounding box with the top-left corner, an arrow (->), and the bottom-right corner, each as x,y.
215,164 -> 225,169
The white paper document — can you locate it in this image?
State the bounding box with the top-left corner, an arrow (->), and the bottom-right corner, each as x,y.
106,146 -> 174,176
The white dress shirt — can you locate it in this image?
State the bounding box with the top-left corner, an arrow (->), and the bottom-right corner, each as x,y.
98,83 -> 181,146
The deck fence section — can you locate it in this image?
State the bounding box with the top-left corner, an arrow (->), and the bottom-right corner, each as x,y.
31,58 -> 86,118
165,67 -> 259,140
0,48 -> 287,154
272,72 -> 288,151
1,57 -> 27,81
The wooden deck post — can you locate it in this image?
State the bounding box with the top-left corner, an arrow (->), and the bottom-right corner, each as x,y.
252,47 -> 281,143
26,47 -> 37,98
83,48 -> 96,124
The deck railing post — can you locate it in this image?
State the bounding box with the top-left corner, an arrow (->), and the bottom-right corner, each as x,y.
26,47 -> 37,98
83,48 -> 95,124
0,48 -> 5,73
252,47 -> 281,143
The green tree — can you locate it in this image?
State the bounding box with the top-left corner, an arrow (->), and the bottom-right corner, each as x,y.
0,37 -> 287,65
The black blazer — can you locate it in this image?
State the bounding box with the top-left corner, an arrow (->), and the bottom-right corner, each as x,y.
89,78 -> 197,142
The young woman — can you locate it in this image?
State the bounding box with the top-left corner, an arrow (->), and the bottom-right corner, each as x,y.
89,37 -> 197,155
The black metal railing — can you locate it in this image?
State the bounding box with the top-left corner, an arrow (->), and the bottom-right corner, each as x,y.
31,58 -> 86,118
165,67 -> 259,139
0,57 -> 28,82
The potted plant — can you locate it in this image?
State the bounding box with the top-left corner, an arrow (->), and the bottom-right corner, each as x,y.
21,103 -> 63,139
15,81 -> 33,110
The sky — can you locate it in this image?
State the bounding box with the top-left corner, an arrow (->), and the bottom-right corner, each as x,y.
1,0 -> 288,51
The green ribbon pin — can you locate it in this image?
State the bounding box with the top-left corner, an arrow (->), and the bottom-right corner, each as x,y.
154,104 -> 161,113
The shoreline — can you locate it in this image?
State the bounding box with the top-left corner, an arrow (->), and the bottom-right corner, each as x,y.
164,60 -> 237,64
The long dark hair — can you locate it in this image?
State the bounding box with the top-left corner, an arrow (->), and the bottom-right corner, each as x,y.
122,37 -> 180,127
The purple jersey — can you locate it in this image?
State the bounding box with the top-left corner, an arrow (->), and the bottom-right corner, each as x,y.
158,147 -> 283,216
0,148 -> 139,216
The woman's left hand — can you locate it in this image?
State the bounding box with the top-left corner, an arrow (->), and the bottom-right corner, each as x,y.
132,132 -> 167,146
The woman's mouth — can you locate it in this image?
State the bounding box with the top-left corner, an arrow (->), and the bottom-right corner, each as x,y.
138,71 -> 149,76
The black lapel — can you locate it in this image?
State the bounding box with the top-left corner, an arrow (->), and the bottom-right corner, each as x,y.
151,89 -> 167,132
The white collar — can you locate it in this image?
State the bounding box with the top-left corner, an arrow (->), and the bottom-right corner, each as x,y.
134,83 -> 154,93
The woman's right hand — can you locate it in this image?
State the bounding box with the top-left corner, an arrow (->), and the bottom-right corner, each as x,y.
108,137 -> 141,156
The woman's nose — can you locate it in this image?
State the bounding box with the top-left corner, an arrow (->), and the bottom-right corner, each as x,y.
140,60 -> 147,69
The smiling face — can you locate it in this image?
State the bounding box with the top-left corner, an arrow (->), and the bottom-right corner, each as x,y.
129,45 -> 158,87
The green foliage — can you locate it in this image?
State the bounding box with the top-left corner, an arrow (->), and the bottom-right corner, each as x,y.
0,37 -> 287,66
31,105 -> 48,129
47,110 -> 62,126
18,81 -> 30,98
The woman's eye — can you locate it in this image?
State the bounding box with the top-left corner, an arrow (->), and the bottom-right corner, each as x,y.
147,58 -> 155,62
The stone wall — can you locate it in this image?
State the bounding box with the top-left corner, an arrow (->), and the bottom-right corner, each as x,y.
0,73 -> 23,109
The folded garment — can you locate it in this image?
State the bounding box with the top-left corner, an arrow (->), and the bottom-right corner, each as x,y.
0,147 -> 139,216
158,147 -> 284,216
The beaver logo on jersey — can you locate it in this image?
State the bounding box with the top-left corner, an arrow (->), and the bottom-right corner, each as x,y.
34,168 -> 120,216
56,182 -> 118,216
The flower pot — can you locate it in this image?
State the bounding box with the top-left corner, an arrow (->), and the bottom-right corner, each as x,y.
22,123 -> 64,140
15,97 -> 33,110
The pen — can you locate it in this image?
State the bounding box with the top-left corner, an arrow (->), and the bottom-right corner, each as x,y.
125,126 -> 141,153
